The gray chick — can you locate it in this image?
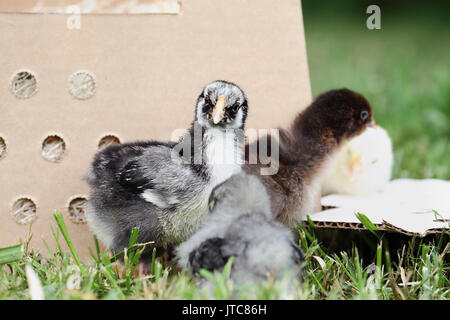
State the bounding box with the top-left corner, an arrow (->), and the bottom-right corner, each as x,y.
176,172 -> 303,286
86,80 -> 248,255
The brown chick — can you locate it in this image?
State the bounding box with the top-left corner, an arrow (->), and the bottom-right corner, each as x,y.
245,89 -> 376,228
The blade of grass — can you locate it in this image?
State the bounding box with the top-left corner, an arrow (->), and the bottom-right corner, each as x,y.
355,213 -> 380,239
376,241 -> 383,292
128,228 -> 139,262
308,271 -> 328,297
10,262 -> 26,277
217,257 -> 234,298
296,222 -> 326,257
49,224 -> 63,257
333,254 -> 357,286
110,241 -> 154,263
93,235 -> 101,262
0,244 -> 24,265
88,248 -> 98,262
306,215 -> 317,237
100,266 -> 125,299
151,247 -> 157,279
53,211 -> 81,266
41,238 -> 57,266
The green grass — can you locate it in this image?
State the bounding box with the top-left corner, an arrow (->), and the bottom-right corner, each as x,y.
1,2 -> 449,300
0,212 -> 448,300
303,1 -> 450,180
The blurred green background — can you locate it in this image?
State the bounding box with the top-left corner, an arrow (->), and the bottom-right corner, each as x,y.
302,0 -> 450,180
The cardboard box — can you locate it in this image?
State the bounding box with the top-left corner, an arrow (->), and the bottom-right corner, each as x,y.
0,0 -> 312,259
0,0 -> 180,14
313,179 -> 450,237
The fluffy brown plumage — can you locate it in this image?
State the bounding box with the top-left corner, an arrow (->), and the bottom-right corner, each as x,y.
245,89 -> 375,228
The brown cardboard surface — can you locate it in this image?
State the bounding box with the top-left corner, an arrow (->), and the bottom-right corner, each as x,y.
0,0 -> 312,259
0,0 -> 180,14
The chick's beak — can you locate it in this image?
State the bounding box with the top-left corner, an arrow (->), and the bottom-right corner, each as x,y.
349,149 -> 363,179
211,96 -> 226,124
367,119 -> 377,128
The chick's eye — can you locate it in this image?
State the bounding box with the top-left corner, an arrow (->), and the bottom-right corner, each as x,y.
360,110 -> 369,121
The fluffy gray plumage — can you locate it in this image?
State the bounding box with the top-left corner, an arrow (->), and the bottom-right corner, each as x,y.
176,172 -> 303,286
85,80 -> 248,254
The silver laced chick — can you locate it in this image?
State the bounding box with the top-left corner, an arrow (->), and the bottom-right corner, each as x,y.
86,80 -> 248,255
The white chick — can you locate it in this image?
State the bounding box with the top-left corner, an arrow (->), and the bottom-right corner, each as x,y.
321,126 -> 393,196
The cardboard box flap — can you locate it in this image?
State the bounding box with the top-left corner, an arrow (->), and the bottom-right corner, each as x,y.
0,0 -> 180,14
310,179 -> 450,237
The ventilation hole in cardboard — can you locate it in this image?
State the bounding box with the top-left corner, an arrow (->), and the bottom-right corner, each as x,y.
69,70 -> 96,99
11,197 -> 37,225
41,135 -> 66,162
68,197 -> 88,224
0,137 -> 6,159
11,70 -> 38,99
98,134 -> 121,150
